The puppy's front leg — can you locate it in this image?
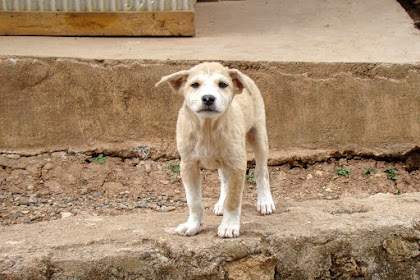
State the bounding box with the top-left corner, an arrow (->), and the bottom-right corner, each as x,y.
214,168 -> 228,216
218,167 -> 245,238
176,161 -> 204,236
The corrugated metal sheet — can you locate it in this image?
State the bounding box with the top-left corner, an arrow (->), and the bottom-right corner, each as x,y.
0,0 -> 194,12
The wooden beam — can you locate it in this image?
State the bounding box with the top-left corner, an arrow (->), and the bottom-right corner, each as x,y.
0,11 -> 195,36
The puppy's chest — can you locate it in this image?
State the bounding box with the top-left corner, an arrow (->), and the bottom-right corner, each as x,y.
193,136 -> 224,169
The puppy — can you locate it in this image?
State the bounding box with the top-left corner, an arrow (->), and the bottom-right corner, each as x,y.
156,62 -> 275,238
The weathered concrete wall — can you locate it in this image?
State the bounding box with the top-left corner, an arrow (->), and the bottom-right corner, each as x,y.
0,57 -> 419,160
1,193 -> 420,279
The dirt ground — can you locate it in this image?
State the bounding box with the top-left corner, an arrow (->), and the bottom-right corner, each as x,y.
0,151 -> 419,226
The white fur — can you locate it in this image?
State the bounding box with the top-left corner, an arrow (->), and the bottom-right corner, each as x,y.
156,62 -> 275,238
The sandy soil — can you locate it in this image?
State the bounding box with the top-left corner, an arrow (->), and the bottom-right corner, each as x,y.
0,152 -> 419,226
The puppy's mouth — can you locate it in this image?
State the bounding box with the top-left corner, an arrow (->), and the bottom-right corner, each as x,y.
197,107 -> 219,114
198,108 -> 218,113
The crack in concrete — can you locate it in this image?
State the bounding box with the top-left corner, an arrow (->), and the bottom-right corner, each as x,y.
1,145 -> 419,171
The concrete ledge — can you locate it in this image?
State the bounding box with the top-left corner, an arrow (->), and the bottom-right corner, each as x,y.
1,193 -> 419,279
0,0 -> 419,62
0,57 -> 418,161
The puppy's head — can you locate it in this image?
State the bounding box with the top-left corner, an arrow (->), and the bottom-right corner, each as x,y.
156,62 -> 250,119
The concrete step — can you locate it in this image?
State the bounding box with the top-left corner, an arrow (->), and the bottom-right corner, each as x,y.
0,57 -> 418,162
1,193 -> 420,279
0,0 -> 419,62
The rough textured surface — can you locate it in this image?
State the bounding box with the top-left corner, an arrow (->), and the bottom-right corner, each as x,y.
0,0 -> 419,62
1,151 -> 419,226
1,151 -> 419,278
0,57 -> 419,159
1,193 -> 420,279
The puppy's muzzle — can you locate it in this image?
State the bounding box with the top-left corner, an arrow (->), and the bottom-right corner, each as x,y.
202,95 -> 216,106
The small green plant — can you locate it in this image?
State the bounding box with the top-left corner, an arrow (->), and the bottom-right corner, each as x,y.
81,178 -> 88,185
384,167 -> 397,180
164,162 -> 180,178
396,189 -> 405,195
246,171 -> 256,184
363,167 -> 374,177
91,154 -> 106,164
335,167 -> 350,179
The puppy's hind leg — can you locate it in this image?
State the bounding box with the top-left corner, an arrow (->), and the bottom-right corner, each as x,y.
214,169 -> 228,216
247,126 -> 276,215
176,161 -> 204,236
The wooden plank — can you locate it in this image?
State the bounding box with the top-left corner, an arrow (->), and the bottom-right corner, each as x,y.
0,11 -> 195,36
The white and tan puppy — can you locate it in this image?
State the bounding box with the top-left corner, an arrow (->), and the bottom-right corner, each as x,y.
156,62 -> 275,238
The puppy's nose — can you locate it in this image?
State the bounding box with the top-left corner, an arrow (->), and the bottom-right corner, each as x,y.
202,95 -> 215,106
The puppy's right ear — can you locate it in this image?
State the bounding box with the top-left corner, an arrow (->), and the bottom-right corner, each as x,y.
155,70 -> 189,93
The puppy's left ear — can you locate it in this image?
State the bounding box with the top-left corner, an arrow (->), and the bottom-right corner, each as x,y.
155,70 -> 189,94
228,69 -> 252,95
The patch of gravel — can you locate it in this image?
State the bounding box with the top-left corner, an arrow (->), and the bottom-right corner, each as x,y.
0,152 -> 418,226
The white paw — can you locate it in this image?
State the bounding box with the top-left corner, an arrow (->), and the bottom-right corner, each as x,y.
175,221 -> 202,236
257,197 -> 276,215
213,202 -> 224,216
217,224 -> 240,238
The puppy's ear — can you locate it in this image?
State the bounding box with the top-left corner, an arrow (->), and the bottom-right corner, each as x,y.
228,69 -> 252,95
155,70 -> 189,93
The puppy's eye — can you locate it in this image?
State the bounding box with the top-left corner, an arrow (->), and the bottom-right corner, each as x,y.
218,81 -> 229,89
191,82 -> 200,88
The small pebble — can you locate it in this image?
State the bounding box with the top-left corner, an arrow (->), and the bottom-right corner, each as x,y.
71,208 -> 82,214
29,196 -> 38,204
144,162 -> 152,172
135,203 -> 148,208
30,215 -> 41,221
43,163 -> 54,170
18,197 -> 30,206
61,212 -> 72,219
118,204 -> 128,210
51,152 -> 66,158
7,154 -> 20,159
